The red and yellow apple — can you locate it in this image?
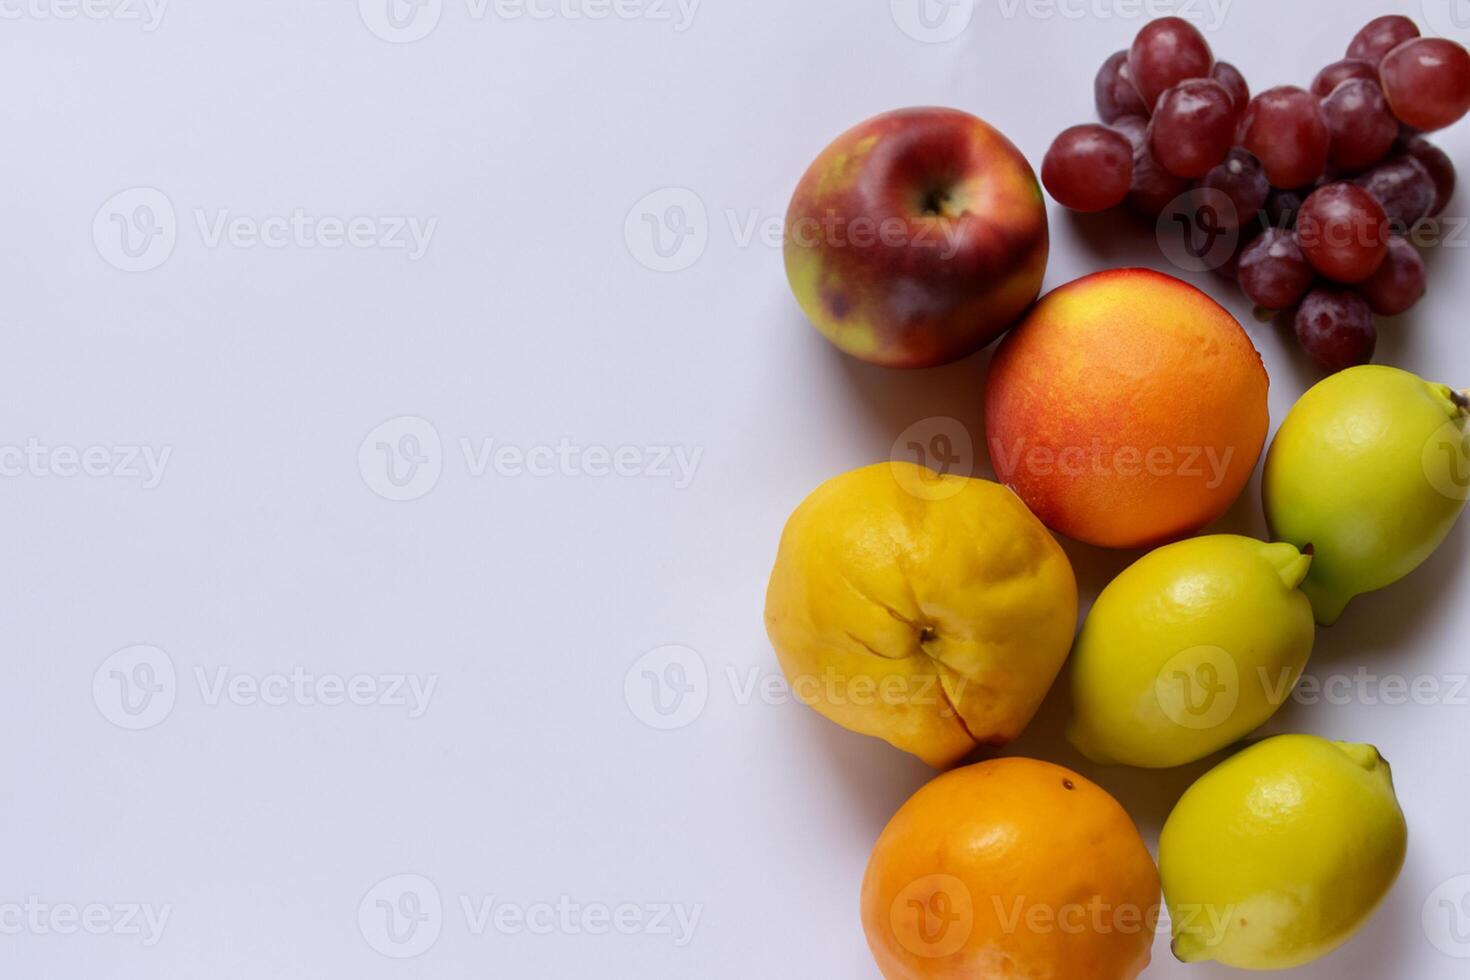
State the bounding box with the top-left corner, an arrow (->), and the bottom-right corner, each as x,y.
783,108 -> 1049,369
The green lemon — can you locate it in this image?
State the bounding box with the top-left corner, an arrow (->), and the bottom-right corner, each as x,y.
1160,734 -> 1408,970
1264,364 -> 1469,625
1067,534 -> 1315,769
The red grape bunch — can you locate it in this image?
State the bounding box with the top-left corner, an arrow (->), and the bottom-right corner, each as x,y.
1041,14 -> 1470,373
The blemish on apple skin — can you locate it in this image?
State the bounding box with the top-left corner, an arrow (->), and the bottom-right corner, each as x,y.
1062,779 -> 1076,791
825,290 -> 853,320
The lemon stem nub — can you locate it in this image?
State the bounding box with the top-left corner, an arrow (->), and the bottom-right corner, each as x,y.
1260,541 -> 1314,591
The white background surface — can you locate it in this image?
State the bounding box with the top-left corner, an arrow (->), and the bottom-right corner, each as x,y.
1,1 -> 1468,977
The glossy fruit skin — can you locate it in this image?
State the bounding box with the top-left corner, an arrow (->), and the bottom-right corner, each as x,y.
1160,735 -> 1407,970
1379,37 -> 1470,132
1263,365 -> 1469,624
1321,78 -> 1398,171
1096,49 -> 1149,123
1238,227 -> 1314,310
1296,182 -> 1389,283
1068,535 -> 1315,769
985,269 -> 1269,550
1201,148 -> 1269,231
1355,155 -> 1437,228
765,463 -> 1077,767
1238,86 -> 1331,189
783,108 -> 1048,368
863,758 -> 1160,980
1212,61 -> 1249,111
1347,14 -> 1420,66
1311,58 -> 1377,99
1114,115 -> 1190,216
1042,124 -> 1133,211
1129,16 -> 1214,108
1360,236 -> 1427,315
1148,78 -> 1239,178
1401,136 -> 1455,214
1294,288 -> 1377,372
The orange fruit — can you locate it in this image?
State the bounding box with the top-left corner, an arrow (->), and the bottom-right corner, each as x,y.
984,268 -> 1269,549
861,757 -> 1160,979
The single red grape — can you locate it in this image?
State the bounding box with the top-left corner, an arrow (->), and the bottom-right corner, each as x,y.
1201,148 -> 1269,230
1264,187 -> 1307,229
1295,288 -> 1377,371
1126,147 -> 1190,218
1096,50 -> 1149,123
1237,227 -> 1315,309
1042,125 -> 1134,212
1359,236 -> 1427,315
1110,115 -> 1188,217
1355,156 -> 1437,229
1128,17 -> 1214,109
1400,136 -> 1455,214
1296,182 -> 1390,283
1148,79 -> 1238,178
1212,61 -> 1250,111
1311,59 -> 1378,99
1347,15 -> 1420,67
1321,78 -> 1399,171
1380,37 -> 1470,132
1238,86 -> 1330,189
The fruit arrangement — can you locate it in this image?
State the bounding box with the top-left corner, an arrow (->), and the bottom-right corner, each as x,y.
1042,15 -> 1468,372
773,13 -> 1467,979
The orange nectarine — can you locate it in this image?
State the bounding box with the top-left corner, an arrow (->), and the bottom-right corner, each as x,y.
984,268 -> 1268,549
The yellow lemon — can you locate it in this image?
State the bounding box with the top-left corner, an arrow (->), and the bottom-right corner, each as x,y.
764,462 -> 1077,767
1160,734 -> 1408,970
1067,534 -> 1316,769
